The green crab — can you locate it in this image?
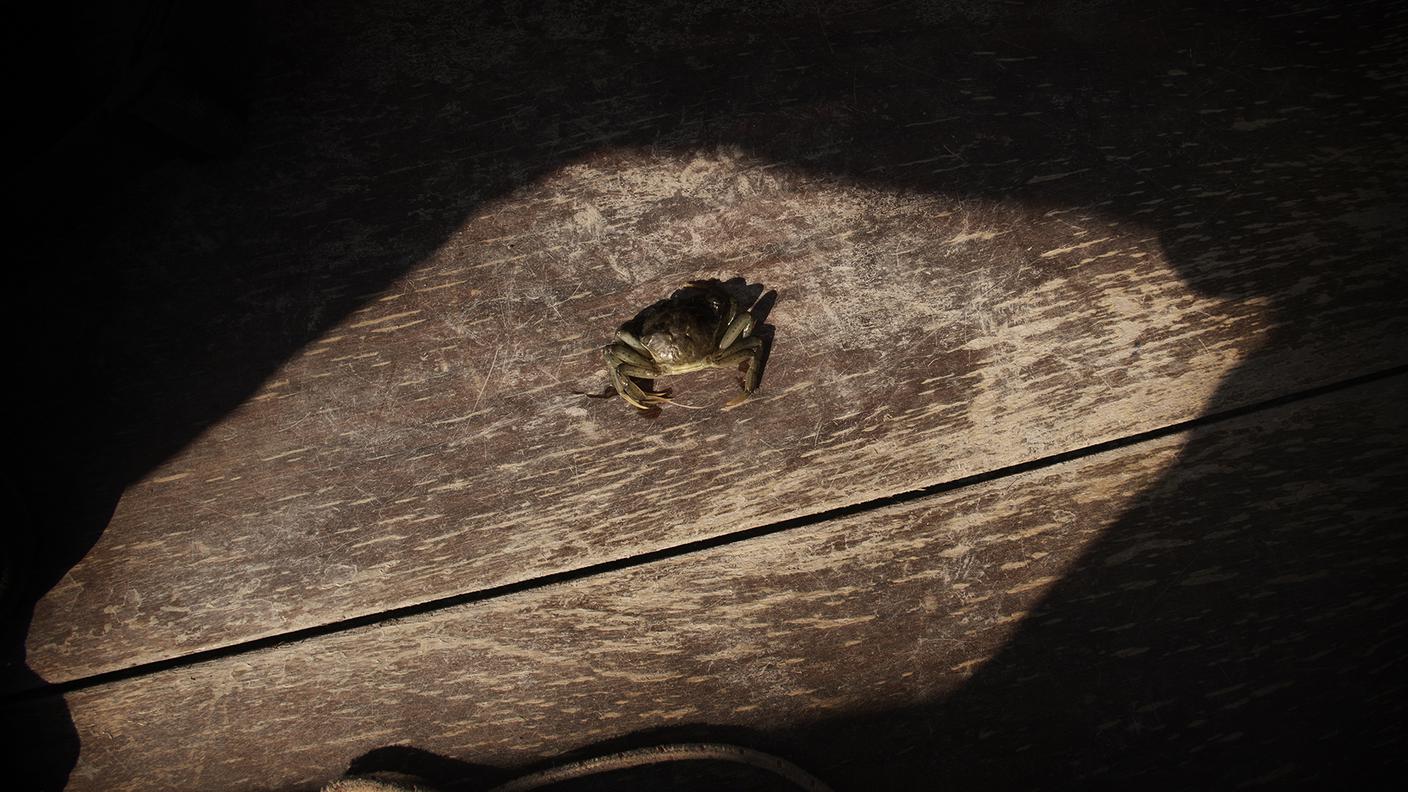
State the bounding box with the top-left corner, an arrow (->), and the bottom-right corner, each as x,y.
603,280 -> 765,410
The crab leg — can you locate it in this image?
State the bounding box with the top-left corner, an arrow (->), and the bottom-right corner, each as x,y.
608,363 -> 665,410
718,311 -> 755,349
615,330 -> 654,359
607,343 -> 669,394
715,336 -> 764,407
605,346 -> 672,410
609,342 -> 656,372
615,363 -> 662,380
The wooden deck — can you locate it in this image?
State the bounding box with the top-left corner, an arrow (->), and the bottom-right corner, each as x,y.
6,1 -> 1406,789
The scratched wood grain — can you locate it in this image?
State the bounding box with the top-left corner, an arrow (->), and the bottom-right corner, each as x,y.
23,0 -> 1408,683
29,376 -> 1402,791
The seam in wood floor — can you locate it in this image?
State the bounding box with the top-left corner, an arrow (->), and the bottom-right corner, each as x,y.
10,362 -> 1406,703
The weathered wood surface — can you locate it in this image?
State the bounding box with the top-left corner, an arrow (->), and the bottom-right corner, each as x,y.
22,1 -> 1408,686
30,376 -> 1403,791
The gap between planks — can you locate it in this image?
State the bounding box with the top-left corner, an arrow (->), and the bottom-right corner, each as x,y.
9,361 -> 1405,703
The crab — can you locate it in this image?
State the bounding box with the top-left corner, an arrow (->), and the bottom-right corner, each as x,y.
603,280 -> 765,410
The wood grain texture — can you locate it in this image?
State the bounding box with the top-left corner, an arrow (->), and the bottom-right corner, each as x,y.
33,376 -> 1405,791
23,0 -> 1408,683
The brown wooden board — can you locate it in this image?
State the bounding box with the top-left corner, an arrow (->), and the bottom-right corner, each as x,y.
20,1 -> 1408,685
24,375 -> 1404,791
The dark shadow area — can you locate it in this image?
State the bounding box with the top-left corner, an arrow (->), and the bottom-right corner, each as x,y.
5,0 -> 1405,788
8,3 -> 257,785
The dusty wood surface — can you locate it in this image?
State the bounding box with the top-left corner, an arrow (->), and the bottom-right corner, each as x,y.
23,375 -> 1401,790
20,0 -> 1408,685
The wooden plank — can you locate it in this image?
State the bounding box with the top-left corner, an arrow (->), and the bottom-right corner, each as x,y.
23,0 -> 1408,683
28,375 -> 1404,791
